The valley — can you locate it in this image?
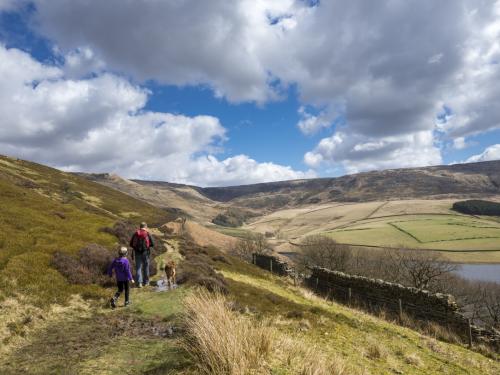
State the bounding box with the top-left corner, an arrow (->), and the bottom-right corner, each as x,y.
1,155 -> 500,374
81,160 -> 500,263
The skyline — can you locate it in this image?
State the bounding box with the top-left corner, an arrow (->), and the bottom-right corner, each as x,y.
0,0 -> 499,186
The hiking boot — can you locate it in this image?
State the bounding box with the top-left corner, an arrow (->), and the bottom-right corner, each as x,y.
125,301 -> 131,307
144,281 -> 150,286
110,298 -> 116,309
137,283 -> 143,288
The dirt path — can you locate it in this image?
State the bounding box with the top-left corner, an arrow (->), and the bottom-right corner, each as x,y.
0,229 -> 192,375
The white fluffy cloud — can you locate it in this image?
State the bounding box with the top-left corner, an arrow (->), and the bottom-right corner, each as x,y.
438,1 -> 500,138
467,144 -> 500,163
2,0 -> 500,179
304,130 -> 441,174
0,45 -> 312,186
297,106 -> 333,135
31,0 -> 300,104
26,0 -> 500,173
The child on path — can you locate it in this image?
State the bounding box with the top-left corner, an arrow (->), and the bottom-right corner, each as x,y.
108,246 -> 134,308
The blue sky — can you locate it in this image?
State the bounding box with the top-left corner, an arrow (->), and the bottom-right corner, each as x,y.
0,1 -> 499,186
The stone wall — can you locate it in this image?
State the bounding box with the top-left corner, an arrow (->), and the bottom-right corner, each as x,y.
307,267 -> 500,349
251,254 -> 500,350
252,253 -> 293,277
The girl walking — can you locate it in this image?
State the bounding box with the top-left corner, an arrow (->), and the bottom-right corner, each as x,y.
108,246 -> 134,308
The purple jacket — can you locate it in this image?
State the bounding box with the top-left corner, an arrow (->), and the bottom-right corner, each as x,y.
108,257 -> 133,282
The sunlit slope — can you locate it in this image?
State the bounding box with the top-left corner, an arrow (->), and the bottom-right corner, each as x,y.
245,199 -> 500,261
0,155 -> 174,307
217,258 -> 499,374
80,173 -> 223,224
1,243 -> 498,374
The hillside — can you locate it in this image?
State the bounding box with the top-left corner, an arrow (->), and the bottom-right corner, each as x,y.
198,160 -> 500,208
2,236 -> 499,374
78,173 -> 223,224
0,154 -> 174,327
1,155 -> 499,374
78,160 -> 500,219
246,198 -> 500,262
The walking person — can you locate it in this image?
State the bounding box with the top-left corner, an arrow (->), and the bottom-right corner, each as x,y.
108,246 -> 134,308
129,222 -> 154,287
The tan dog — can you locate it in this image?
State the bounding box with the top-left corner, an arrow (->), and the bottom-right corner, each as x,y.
164,260 -> 177,289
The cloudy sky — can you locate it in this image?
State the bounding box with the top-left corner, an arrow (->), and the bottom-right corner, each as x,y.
0,0 -> 499,186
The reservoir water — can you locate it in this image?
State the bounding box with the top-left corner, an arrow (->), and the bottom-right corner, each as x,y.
455,264 -> 500,284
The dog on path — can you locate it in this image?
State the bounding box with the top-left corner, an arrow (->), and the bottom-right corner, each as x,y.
164,260 -> 176,289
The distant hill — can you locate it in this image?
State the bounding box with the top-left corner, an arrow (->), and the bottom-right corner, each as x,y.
193,160 -> 500,208
77,173 -> 222,223
78,160 -> 500,216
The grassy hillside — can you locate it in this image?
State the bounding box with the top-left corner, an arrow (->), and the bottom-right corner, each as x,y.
1,240 -> 498,374
1,155 -> 498,374
80,173 -> 223,224
245,199 -> 500,262
0,155 -> 174,309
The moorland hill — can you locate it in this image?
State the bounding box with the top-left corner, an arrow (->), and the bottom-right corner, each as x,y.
82,160 -> 500,216
1,154 -> 499,374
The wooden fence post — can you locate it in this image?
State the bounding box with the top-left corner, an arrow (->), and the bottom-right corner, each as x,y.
467,319 -> 473,348
348,288 -> 352,305
252,253 -> 256,265
269,258 -> 273,273
315,277 -> 319,291
398,299 -> 403,322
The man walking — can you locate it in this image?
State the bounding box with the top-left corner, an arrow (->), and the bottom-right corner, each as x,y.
129,222 -> 154,287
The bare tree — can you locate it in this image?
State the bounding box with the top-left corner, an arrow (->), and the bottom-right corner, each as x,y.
299,235 -> 351,272
232,233 -> 270,261
478,282 -> 500,329
386,249 -> 458,291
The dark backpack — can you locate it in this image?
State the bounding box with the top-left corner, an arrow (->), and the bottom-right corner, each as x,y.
132,230 -> 150,253
136,236 -> 149,253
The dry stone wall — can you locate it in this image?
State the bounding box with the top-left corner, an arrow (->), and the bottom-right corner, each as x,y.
308,267 -> 500,349
252,254 -> 500,350
252,254 -> 293,277
308,267 -> 459,324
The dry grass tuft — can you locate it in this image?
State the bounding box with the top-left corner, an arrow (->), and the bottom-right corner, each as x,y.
183,288 -> 273,374
278,336 -> 348,375
182,288 -> 350,375
364,338 -> 387,360
404,352 -> 422,367
422,322 -> 461,344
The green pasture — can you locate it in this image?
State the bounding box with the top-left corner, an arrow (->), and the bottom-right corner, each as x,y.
210,225 -> 255,239
324,214 -> 500,254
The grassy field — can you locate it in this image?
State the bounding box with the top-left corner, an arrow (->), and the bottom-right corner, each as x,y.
245,199 -> 500,262
209,225 -> 255,239
325,214 -> 500,251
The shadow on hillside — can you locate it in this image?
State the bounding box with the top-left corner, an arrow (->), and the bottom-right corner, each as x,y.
0,310 -> 191,375
225,277 -> 370,331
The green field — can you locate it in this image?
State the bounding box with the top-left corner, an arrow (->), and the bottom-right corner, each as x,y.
325,214 -> 500,251
210,225 -> 255,239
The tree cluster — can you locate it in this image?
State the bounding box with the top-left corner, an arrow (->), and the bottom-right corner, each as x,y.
452,199 -> 500,216
231,233 -> 271,262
